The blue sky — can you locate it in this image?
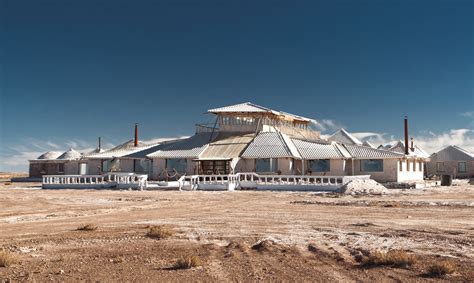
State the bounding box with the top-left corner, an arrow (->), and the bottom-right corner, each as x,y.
1,0 -> 473,171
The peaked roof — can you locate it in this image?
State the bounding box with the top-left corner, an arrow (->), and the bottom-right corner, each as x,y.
327,129 -> 363,145
36,151 -> 63,160
57,148 -> 82,160
430,145 -> 474,161
389,140 -> 430,158
241,132 -> 296,159
362,141 -> 376,148
208,102 -> 311,122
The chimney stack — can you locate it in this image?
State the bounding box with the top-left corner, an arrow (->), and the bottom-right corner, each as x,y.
134,123 -> 138,147
98,137 -> 101,150
410,137 -> 414,152
404,116 -> 409,155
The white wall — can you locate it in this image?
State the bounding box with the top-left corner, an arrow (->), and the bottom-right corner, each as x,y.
397,159 -> 424,182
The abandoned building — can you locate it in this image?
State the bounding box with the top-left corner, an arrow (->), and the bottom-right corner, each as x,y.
427,145 -> 474,178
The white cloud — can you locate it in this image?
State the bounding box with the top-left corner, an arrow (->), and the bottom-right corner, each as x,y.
310,119 -> 344,133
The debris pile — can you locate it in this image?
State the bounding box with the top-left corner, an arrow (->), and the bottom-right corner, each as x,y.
338,179 -> 387,195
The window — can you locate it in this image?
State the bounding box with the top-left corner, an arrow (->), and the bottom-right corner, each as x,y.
399,160 -> 403,172
436,162 -> 443,172
166,159 -> 187,173
360,159 -> 383,172
102,160 -> 110,172
309,159 -> 330,172
256,158 -> 278,173
79,163 -> 88,175
134,159 -> 150,173
419,161 -> 423,172
58,163 -> 65,173
413,160 -> 417,171
458,162 -> 467,173
406,160 -> 410,172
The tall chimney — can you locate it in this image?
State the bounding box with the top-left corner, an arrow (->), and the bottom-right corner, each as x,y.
404,116 -> 409,155
98,137 -> 101,150
134,123 -> 138,147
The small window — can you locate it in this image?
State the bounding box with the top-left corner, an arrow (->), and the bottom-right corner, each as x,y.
134,159 -> 150,173
436,162 -> 443,172
102,160 -> 110,172
309,159 -> 330,172
256,158 -> 278,173
79,163 -> 88,175
413,160 -> 417,171
399,160 -> 403,172
166,159 -> 187,173
406,160 -> 410,172
58,163 -> 65,173
360,159 -> 383,172
458,162 -> 467,173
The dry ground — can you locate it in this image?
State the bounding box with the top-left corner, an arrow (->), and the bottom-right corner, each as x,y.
0,181 -> 473,282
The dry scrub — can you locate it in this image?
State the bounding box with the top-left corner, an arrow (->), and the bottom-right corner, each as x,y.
362,250 -> 416,268
427,260 -> 457,277
173,255 -> 202,269
146,226 -> 174,239
76,224 -> 98,231
0,251 -> 19,267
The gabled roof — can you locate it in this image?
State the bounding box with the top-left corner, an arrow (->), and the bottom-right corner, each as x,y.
146,133 -> 217,159
342,144 -> 405,159
291,139 -> 346,159
208,102 -> 311,122
327,129 -> 363,145
362,141 -> 376,149
241,132 -> 297,159
35,151 -> 63,160
84,140 -> 155,159
430,145 -> 474,161
57,148 -> 82,160
389,140 -> 430,158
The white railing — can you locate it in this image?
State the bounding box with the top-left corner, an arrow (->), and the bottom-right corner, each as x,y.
42,173 -> 148,189
43,175 -> 105,185
178,174 -> 238,190
236,173 -> 345,186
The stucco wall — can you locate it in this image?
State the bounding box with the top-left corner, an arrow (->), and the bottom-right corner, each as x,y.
86,159 -> 102,175
64,161 -> 80,175
397,159 -> 424,182
427,160 -> 474,178
353,159 -> 398,183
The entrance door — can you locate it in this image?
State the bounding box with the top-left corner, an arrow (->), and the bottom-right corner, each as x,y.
79,163 -> 88,175
200,160 -> 229,174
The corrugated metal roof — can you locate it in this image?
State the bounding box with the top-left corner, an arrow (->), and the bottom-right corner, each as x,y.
198,133 -> 254,160
57,148 -> 82,160
343,144 -> 405,159
292,139 -> 345,159
208,102 -> 311,122
147,132 -> 217,159
328,128 -> 362,145
84,140 -> 155,159
429,145 -> 474,161
241,132 -> 296,158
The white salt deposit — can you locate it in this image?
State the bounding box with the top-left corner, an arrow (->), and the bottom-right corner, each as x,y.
338,179 -> 387,195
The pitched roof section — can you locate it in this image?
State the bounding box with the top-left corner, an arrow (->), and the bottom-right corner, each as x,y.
362,141 -> 376,148
389,141 -> 430,158
84,140 -> 155,159
291,139 -> 346,159
342,144 -> 405,159
147,133 -> 217,159
430,145 -> 474,161
208,102 -> 311,122
36,151 -> 63,160
327,129 -> 362,145
57,148 -> 82,160
198,133 -> 254,160
241,132 -> 296,158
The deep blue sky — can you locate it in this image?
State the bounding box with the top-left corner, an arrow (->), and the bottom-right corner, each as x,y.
1,0 -> 473,170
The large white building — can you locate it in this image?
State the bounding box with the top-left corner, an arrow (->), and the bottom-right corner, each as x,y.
31,102 -> 429,183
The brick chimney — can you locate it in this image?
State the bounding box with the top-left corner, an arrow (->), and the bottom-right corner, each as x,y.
134,123 -> 138,147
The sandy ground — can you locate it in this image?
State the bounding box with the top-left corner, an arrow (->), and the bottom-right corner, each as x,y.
0,181 -> 473,282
